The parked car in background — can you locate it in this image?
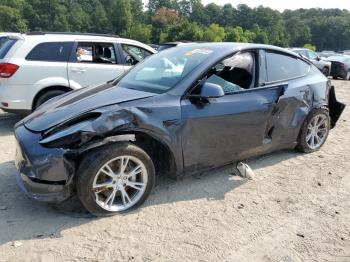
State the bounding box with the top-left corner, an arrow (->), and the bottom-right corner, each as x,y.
148,44 -> 159,50
0,32 -> 156,115
318,51 -> 337,58
341,50 -> 350,55
14,43 -> 344,216
326,55 -> 350,80
290,48 -> 331,76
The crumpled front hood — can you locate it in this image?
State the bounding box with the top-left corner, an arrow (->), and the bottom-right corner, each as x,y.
23,83 -> 156,132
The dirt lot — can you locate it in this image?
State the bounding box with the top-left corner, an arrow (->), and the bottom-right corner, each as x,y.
0,80 -> 349,262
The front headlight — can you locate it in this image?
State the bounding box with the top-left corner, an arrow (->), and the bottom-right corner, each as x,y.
39,120 -> 95,148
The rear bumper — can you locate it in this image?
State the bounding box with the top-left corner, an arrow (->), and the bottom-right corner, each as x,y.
330,69 -> 347,79
0,83 -> 33,111
14,124 -> 75,203
1,107 -> 30,115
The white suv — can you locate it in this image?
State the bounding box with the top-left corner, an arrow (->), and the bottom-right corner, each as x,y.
0,32 -> 156,114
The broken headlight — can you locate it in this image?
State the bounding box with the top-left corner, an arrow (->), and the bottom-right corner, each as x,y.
39,120 -> 95,148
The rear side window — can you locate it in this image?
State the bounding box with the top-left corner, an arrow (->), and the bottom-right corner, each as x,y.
0,37 -> 17,59
266,52 -> 310,82
74,42 -> 118,64
26,42 -> 73,62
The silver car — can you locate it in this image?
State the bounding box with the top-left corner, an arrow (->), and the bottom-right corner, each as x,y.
290,48 -> 331,76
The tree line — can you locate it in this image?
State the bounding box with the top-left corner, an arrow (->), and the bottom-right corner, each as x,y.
1,0 -> 350,51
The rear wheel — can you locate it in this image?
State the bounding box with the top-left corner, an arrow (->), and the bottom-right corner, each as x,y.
346,71 -> 350,80
77,143 -> 155,217
297,109 -> 330,153
34,90 -> 66,110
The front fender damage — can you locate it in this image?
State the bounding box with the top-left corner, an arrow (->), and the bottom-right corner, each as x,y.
40,105 -> 173,185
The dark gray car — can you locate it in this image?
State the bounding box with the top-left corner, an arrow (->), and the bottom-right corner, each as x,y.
327,55 -> 350,80
14,43 -> 345,216
291,48 -> 331,76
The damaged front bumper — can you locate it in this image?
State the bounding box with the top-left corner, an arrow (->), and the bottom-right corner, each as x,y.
14,124 -> 75,203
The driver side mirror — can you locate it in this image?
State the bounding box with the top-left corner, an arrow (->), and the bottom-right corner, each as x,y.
316,56 -> 321,61
200,82 -> 225,98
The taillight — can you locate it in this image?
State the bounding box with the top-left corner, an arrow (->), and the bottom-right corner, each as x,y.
0,63 -> 19,78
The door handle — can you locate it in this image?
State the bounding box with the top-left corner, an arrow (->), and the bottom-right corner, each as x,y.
71,68 -> 86,73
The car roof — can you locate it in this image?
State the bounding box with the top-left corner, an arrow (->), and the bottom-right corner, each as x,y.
23,33 -> 119,41
289,47 -> 313,52
0,32 -> 157,53
168,42 -> 302,59
6,32 -> 148,45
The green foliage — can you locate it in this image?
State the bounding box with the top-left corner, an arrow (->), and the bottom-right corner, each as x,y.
0,5 -> 27,32
130,23 -> 152,43
111,0 -> 132,36
303,43 -> 316,51
203,23 -> 225,42
0,0 -> 349,49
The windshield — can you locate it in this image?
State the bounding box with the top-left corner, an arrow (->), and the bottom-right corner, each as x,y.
0,37 -> 17,59
118,46 -> 214,94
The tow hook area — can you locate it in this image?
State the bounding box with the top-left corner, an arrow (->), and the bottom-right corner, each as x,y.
329,86 -> 346,128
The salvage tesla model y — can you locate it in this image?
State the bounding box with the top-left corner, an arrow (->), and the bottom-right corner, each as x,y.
14,43 -> 345,216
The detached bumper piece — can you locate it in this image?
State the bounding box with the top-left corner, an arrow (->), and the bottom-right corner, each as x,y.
14,124 -> 75,203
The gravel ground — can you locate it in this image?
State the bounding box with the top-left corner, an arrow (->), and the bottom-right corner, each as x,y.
0,80 -> 349,262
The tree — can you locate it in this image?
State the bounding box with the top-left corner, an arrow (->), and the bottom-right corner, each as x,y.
130,24 -> 152,43
22,0 -> 69,31
251,24 -> 269,44
303,43 -> 316,51
225,26 -> 255,43
111,0 -> 132,36
151,7 -> 181,43
0,5 -> 27,32
203,23 -> 225,42
147,0 -> 179,15
167,21 -> 203,41
0,0 -> 350,49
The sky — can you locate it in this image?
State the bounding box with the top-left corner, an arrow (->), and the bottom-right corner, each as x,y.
200,0 -> 350,11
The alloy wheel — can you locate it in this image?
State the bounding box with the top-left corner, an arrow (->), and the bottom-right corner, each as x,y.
92,155 -> 148,212
306,114 -> 329,150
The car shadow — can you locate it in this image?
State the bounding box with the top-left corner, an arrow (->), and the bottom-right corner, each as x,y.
0,111 -> 22,136
0,159 -> 247,246
0,149 -> 300,246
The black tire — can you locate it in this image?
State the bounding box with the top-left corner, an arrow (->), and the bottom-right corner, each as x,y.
346,71 -> 350,81
297,108 -> 330,153
333,76 -> 338,80
76,143 -> 155,217
322,67 -> 329,76
34,90 -> 66,109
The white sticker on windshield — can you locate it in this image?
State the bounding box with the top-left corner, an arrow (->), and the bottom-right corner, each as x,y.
185,49 -> 213,56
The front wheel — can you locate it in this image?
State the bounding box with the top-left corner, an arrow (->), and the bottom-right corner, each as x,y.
297,109 -> 330,153
77,143 -> 155,217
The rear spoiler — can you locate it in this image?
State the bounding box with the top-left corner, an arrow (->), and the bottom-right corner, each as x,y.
2,33 -> 24,40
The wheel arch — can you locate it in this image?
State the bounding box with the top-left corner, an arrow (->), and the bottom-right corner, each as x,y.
75,131 -> 178,179
32,85 -> 73,111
